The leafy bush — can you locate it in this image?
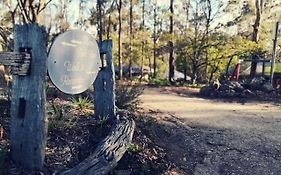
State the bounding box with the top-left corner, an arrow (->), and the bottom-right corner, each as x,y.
148,78 -> 169,86
115,84 -> 144,111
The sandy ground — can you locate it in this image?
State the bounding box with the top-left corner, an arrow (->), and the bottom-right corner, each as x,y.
140,87 -> 281,175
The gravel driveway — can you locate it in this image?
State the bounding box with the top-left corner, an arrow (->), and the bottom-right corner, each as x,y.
140,87 -> 281,175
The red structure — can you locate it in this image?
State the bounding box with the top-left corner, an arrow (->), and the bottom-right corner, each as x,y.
230,63 -> 241,81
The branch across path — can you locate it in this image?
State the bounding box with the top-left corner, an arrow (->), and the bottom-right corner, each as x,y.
140,87 -> 281,174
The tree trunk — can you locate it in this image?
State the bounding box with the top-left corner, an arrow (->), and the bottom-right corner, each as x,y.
140,0 -> 145,80
107,1 -> 115,40
191,64 -> 197,84
204,0 -> 211,82
153,3 -> 157,78
117,0 -> 123,80
184,68 -> 187,82
183,0 -> 189,83
209,65 -> 218,83
107,14 -> 112,39
225,55 -> 235,78
129,0 -> 133,79
168,0 -> 175,83
97,0 -> 105,68
97,0 -> 103,41
250,0 -> 263,78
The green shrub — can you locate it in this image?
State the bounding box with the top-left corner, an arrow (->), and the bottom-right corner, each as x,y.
115,84 -> 144,111
148,78 -> 169,86
48,100 -> 77,130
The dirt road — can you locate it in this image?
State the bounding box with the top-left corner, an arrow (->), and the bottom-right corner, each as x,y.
140,87 -> 281,175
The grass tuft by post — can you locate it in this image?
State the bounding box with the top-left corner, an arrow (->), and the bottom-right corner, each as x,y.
70,96 -> 92,110
115,84 -> 144,111
128,143 -> 142,154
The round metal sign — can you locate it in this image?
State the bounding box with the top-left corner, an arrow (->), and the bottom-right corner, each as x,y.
47,30 -> 101,94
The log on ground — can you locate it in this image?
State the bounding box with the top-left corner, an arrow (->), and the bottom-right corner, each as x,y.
60,111 -> 135,175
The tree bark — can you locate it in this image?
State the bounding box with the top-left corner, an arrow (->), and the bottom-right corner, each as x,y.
97,0 -> 103,41
97,0 -> 105,68
168,0 -> 175,83
106,1 -> 115,39
225,55 -> 235,77
153,2 -> 157,78
117,0 -> 123,80
204,0 -> 211,82
191,63 -> 197,84
129,0 -> 133,79
140,0 -> 145,80
250,0 -> 263,78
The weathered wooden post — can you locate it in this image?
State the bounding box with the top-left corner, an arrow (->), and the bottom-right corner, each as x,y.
50,37 -> 134,175
94,40 -> 115,118
10,24 -> 47,170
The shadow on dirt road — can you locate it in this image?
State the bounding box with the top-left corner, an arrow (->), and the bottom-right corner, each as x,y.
140,87 -> 281,175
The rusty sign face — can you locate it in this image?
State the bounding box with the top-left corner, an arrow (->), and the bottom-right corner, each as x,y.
47,30 -> 101,94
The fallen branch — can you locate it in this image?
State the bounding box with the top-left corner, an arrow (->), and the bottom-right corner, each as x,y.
60,111 -> 135,175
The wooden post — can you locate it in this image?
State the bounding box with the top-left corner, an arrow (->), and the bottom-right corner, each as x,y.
10,24 -> 47,170
270,21 -> 279,85
94,40 -> 115,118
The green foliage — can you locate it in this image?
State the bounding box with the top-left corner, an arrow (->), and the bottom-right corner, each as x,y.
70,96 -> 92,110
148,78 -> 169,86
48,100 -> 76,130
48,101 -> 64,129
98,115 -> 109,126
50,100 -> 63,121
142,162 -> 151,172
128,143 -> 142,154
175,30 -> 269,83
183,83 -> 207,88
115,84 -> 144,111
